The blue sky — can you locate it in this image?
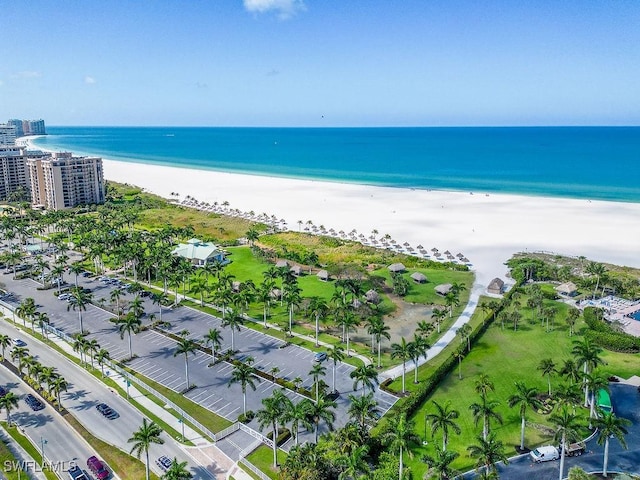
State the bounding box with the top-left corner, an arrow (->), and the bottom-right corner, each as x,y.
2,0 -> 639,126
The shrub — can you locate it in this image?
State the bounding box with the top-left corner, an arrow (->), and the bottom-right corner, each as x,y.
267,427 -> 291,446
583,307 -> 640,353
238,410 -> 255,423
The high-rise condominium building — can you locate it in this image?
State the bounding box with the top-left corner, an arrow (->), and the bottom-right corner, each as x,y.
6,120 -> 24,138
0,145 -> 29,201
27,152 -> 105,210
0,124 -> 17,145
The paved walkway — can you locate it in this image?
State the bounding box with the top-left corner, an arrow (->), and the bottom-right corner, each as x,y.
380,285 -> 481,380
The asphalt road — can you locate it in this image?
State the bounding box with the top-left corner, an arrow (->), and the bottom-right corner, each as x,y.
0,270 -> 397,448
0,364 -> 95,475
462,383 -> 640,479
0,320 -> 214,480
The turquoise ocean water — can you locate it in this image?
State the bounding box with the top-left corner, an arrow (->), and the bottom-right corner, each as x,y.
32,127 -> 640,202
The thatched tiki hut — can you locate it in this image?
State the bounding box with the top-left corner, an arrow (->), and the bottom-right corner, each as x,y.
487,277 -> 504,295
365,289 -> 381,305
435,283 -> 452,296
290,265 -> 303,277
275,260 -> 289,268
410,272 -> 427,284
388,263 -> 406,273
317,270 -> 330,282
556,282 -> 578,297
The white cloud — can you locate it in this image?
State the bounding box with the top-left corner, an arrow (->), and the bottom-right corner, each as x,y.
84,76 -> 96,84
11,71 -> 42,79
243,0 -> 305,19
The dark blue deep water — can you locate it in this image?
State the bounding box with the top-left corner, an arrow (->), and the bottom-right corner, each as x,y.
33,127 -> 640,202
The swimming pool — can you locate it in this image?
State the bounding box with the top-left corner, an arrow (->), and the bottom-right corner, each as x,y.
631,310 -> 640,321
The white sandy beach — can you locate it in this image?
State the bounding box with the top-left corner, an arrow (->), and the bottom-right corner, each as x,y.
100,158 -> 640,288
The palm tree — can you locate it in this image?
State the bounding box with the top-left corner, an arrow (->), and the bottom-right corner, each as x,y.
559,358 -> 582,385
282,398 -> 312,446
221,309 -> 244,351
72,333 -> 90,365
369,318 -> 391,368
11,346 -> 30,374
68,286 -> 93,333
86,338 -> 100,368
508,382 -> 541,450
49,376 -> 68,407
161,458 -> 193,480
349,364 -> 379,396
572,338 -> 604,406
174,337 -> 198,390
128,419 -> 165,480
110,288 -> 124,315
328,345 -> 345,393
308,394 -> 337,443
422,447 -> 459,480
283,284 -> 302,335
96,349 -> 111,377
584,372 -> 610,424
594,412 -> 631,477
338,444 -> 369,480
551,406 -> 581,480
586,261 -> 606,298
565,308 -> 580,337
308,297 -> 328,347
228,360 -> 258,414
538,358 -> 556,396
256,389 -> 289,467
453,346 -> 465,380
15,297 -> 36,328
0,391 -> 19,426
408,334 -> 429,384
382,413 -> 420,480
191,276 -> 209,307
116,313 -> 142,359
474,374 -> 495,399
309,362 -> 327,401
0,334 -> 11,360
340,312 -> 360,357
152,292 -> 168,322
469,396 -> 503,441
347,393 -> 378,430
391,337 -> 411,394
467,433 -> 509,478
426,400 -> 461,450
129,296 -> 146,320
431,307 -> 447,333
203,328 -> 223,364
68,262 -> 84,287
457,323 -> 472,351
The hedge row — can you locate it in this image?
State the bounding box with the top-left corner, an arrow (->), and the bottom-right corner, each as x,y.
382,284 -> 519,422
583,307 -> 640,353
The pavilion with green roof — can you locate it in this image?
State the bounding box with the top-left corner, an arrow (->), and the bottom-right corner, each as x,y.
172,238 -> 227,267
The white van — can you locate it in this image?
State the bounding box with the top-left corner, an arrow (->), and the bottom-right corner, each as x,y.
530,445 -> 559,463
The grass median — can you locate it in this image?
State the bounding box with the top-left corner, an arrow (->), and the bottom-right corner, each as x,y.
1,423 -> 57,480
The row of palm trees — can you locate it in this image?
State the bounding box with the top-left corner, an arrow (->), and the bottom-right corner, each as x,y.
0,337 -> 69,422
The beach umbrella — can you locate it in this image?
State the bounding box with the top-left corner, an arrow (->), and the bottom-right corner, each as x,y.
456,252 -> 464,258
444,250 -> 451,255
417,244 -> 424,249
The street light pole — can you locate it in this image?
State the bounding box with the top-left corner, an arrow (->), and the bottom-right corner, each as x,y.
40,437 -> 47,469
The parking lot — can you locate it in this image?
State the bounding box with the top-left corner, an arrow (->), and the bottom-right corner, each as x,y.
0,266 -> 397,447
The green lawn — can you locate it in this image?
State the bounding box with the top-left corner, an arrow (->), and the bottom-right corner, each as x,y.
398,290 -> 640,477
0,428 -> 24,480
245,445 -> 287,480
372,268 -> 473,306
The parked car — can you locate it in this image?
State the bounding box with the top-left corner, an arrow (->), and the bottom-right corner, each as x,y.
95,403 -> 119,420
313,351 -> 327,362
86,456 -> 109,480
530,445 -> 559,463
155,456 -> 172,472
67,465 -> 89,480
58,293 -> 71,300
0,386 -> 6,397
24,394 -> 45,411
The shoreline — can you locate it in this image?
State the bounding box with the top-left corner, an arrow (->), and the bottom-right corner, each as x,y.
22,137 -> 640,287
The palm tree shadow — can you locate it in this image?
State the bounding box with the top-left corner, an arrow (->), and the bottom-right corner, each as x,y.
245,341 -> 280,355
147,347 -> 175,359
66,388 -> 89,401
13,411 -> 53,427
71,399 -> 98,411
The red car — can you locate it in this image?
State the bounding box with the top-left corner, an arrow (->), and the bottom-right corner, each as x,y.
86,456 -> 109,480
